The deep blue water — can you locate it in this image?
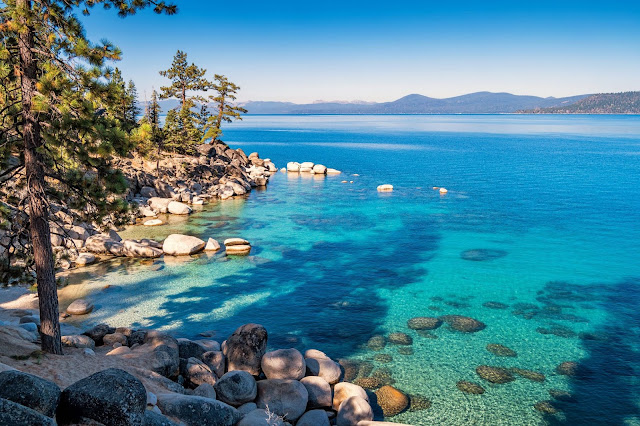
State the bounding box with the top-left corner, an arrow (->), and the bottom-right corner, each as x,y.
62,115 -> 640,425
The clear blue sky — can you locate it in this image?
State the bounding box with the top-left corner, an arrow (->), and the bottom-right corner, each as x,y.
80,0 -> 640,103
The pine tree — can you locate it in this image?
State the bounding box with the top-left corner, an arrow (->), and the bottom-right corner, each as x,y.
159,50 -> 207,107
125,80 -> 140,129
204,74 -> 247,141
0,0 -> 176,354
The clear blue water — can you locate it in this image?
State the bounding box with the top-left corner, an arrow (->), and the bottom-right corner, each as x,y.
61,115 -> 640,425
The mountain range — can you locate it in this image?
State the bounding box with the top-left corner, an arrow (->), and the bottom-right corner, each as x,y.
152,91 -> 640,115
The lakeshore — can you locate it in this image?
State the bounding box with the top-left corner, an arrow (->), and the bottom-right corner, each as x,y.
2,114 -> 640,425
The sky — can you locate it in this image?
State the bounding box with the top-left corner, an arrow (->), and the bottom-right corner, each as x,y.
79,0 -> 640,103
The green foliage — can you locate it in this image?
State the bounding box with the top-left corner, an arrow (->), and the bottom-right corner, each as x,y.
204,74 -> 247,141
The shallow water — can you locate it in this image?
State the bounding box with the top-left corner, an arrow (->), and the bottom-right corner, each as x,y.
61,115 -> 640,425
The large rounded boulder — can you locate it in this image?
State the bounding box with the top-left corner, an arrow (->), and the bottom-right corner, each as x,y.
375,385 -> 409,417
57,368 -> 146,426
162,234 -> 205,256
156,393 -> 241,426
300,376 -> 332,409
255,379 -> 308,422
336,396 -> 373,426
0,370 -> 61,417
214,371 -> 257,407
261,348 -> 306,380
225,324 -> 268,376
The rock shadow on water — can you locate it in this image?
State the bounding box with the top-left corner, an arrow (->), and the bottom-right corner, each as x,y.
546,277 -> 640,425
139,214 -> 441,360
460,248 -> 508,261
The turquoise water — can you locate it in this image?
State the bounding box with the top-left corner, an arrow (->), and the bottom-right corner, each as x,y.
62,115 -> 640,425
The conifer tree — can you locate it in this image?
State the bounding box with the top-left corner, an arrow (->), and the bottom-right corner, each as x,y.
204,74 -> 247,141
0,0 -> 176,354
125,80 -> 140,128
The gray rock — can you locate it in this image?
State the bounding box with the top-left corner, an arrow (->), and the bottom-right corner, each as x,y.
66,299 -> 93,315
178,338 -> 207,360
237,408 -> 285,426
202,351 -> 226,378
255,379 -> 308,422
193,383 -> 216,400
0,371 -> 60,417
305,357 -> 342,384
82,324 -> 115,345
300,376 -> 332,409
163,234 -> 205,256
20,322 -> 38,333
336,396 -> 373,426
19,315 -> 40,325
184,357 -> 217,387
297,409 -> 330,426
261,348 -> 306,380
103,332 -> 128,347
225,323 -> 268,376
61,335 -> 95,349
57,368 -> 146,426
214,371 -> 257,407
140,186 -> 158,198
0,397 -> 55,425
143,331 -> 180,378
156,393 -> 241,426
143,410 -> 178,426
237,402 -> 257,415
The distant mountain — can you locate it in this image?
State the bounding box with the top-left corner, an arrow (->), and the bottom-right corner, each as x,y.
519,91 -> 640,114
236,92 -> 591,114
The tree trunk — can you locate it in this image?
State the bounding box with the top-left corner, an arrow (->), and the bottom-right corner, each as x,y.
18,0 -> 63,354
216,98 -> 225,138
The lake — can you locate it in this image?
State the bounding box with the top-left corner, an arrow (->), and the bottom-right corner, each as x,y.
61,114 -> 640,425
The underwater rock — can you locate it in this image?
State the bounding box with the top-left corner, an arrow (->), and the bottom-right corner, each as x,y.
374,354 -> 393,363
456,381 -> 485,394
367,335 -> 387,351
416,330 -> 438,339
475,365 -> 515,384
338,359 -> 359,382
409,394 -> 432,412
357,362 -> 374,379
548,389 -> 577,403
536,325 -> 576,338
371,368 -> 395,386
441,315 -> 486,333
397,346 -> 414,356
375,385 -> 409,417
460,249 -> 507,261
510,368 -> 545,382
407,317 -> 443,330
353,377 -> 384,390
555,361 -> 587,377
387,332 -> 413,345
482,301 -> 509,309
534,400 -> 558,414
486,343 -> 517,357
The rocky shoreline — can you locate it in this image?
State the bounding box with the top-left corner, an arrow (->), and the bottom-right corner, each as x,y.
0,316 -> 410,426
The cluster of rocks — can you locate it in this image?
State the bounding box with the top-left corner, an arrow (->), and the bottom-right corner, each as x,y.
0,322 -> 411,425
285,162 -> 341,175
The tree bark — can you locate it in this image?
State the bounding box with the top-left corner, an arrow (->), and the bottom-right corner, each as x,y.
18,0 -> 63,354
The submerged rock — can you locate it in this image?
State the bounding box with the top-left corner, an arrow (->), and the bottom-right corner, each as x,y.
367,335 -> 386,351
475,365 -> 515,384
387,332 -> 413,345
407,317 -> 442,330
374,354 -> 393,363
375,385 -> 409,417
460,248 -> 508,261
456,380 -> 485,394
534,400 -> 558,414
409,394 -> 432,412
353,377 -> 384,390
510,368 -> 545,382
482,301 -> 509,309
441,315 -> 486,333
486,343 -> 517,357
397,346 -> 414,356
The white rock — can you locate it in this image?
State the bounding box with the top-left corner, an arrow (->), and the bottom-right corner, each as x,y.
204,238 -> 221,252
144,219 -> 164,226
167,201 -> 192,215
162,234 -> 206,256
312,164 -> 327,174
225,245 -> 251,256
300,162 -> 314,169
75,253 -> 96,266
326,168 -> 341,174
224,238 -> 250,246
148,197 -> 172,213
439,187 -> 448,193
377,184 -> 393,192
286,162 -> 300,172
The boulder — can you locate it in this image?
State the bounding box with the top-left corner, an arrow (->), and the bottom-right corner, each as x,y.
300,161 -> 314,169
300,376 -> 332,408
456,381 -> 485,394
106,346 -> 132,356
144,410 -> 178,426
407,317 -> 442,330
167,201 -> 192,215
367,335 -> 387,351
193,383 -> 216,400
224,238 -> 250,246
144,219 -> 164,226
286,162 -> 300,172
441,315 -> 486,333
297,409 -> 330,426
312,164 -> 327,174
156,393 -> 241,426
333,382 -> 368,410
305,357 -> 342,384
237,408 -> 285,426
0,371 -> 60,417
184,357 -> 217,387
261,348 -> 306,380
178,338 -> 207,360
0,397 -> 55,425
84,234 -> 123,255
148,197 -> 172,213
204,238 -> 221,251
202,351 -> 226,378
0,327 -> 39,358
225,323 -> 268,376
57,368 -> 146,426
82,324 -> 115,345
475,365 -> 515,384
75,253 -> 96,266
162,234 -> 205,256
61,335 -> 95,349
377,184 -> 393,192
388,332 -> 412,345
336,396 -> 373,426
123,239 -> 163,258
226,244 -> 251,255
140,186 -> 157,198
103,332 -> 127,347
375,385 -> 409,417
140,331 -> 180,378
66,299 -> 93,315
237,402 -> 257,415
326,168 -> 341,174
214,371 -> 257,407
255,379 -> 308,422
